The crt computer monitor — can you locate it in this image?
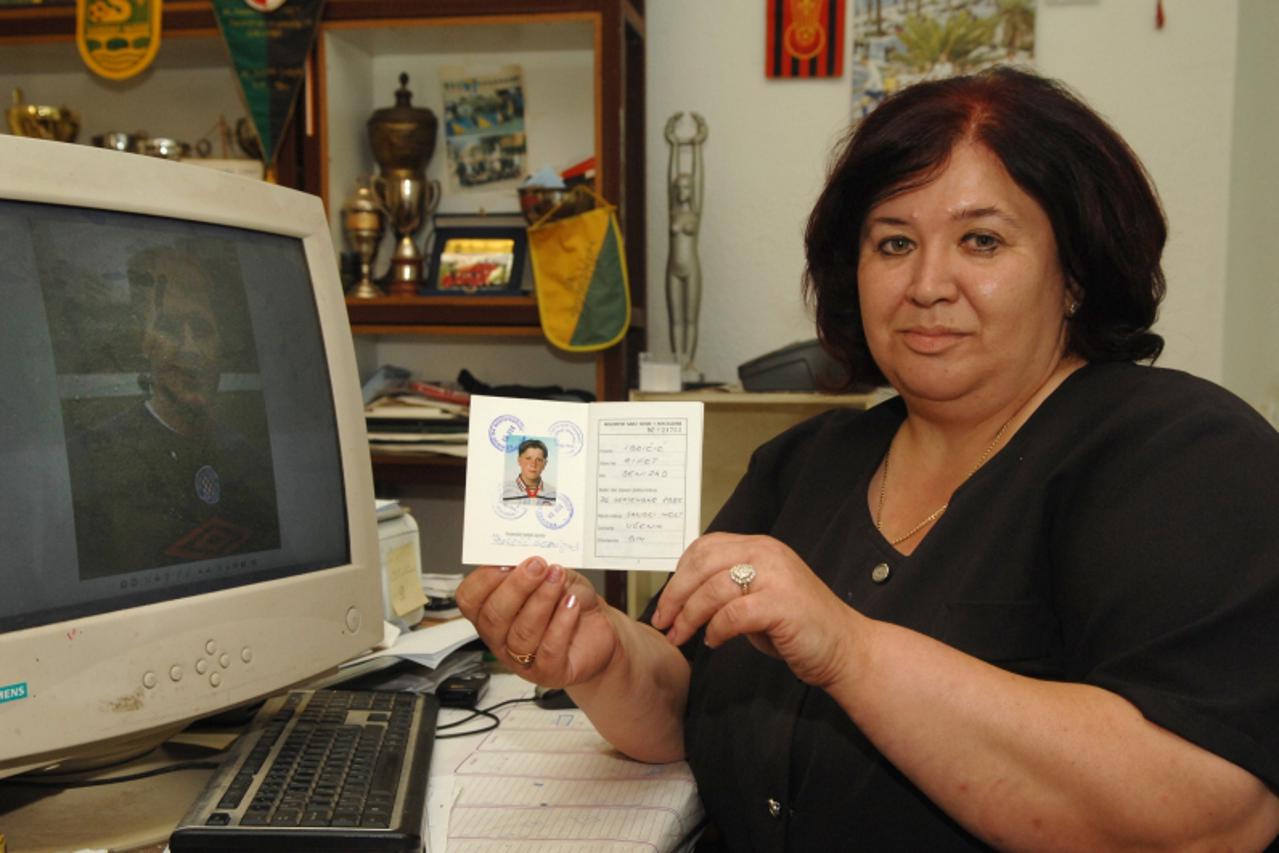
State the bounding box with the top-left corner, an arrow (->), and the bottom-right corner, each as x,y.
0,135 -> 384,779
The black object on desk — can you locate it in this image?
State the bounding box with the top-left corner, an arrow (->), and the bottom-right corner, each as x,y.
737,338 -> 849,391
534,686 -> 577,709
436,670 -> 490,708
170,688 -> 438,852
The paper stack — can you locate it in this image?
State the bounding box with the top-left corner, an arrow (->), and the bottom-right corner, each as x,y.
363,365 -> 471,457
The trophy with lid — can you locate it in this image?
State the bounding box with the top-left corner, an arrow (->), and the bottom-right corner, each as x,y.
368,73 -> 440,296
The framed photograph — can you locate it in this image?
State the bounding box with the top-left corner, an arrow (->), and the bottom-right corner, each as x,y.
425,220 -> 527,296
440,65 -> 528,192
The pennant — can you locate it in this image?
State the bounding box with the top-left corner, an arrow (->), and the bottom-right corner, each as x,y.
527,193 -> 631,353
76,0 -> 161,81
211,0 -> 325,172
766,0 -> 846,79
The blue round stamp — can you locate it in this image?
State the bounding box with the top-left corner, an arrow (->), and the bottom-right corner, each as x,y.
488,414 -> 524,452
493,484 -> 527,521
194,465 -> 221,505
549,420 -> 584,457
536,493 -> 574,530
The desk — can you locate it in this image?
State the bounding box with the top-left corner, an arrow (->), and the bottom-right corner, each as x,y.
0,674 -> 702,852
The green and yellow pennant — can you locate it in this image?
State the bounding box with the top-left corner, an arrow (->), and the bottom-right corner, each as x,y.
527,189 -> 632,353
76,0 -> 161,81
211,0 -> 326,172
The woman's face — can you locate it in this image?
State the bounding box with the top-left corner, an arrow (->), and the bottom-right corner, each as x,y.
518,446 -> 547,482
857,142 -> 1072,412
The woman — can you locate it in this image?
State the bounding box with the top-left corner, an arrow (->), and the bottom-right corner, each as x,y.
458,68 -> 1279,850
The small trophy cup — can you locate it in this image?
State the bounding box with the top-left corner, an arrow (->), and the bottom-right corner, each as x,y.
368,73 -> 439,296
7,88 -> 80,141
341,177 -> 387,299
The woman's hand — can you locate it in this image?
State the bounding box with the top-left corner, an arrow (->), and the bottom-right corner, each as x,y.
456,556 -> 620,689
651,532 -> 867,690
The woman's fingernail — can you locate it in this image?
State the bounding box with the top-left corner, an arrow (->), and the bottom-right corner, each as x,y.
652,608 -> 662,626
525,559 -> 547,578
546,564 -> 563,584
499,565 -> 514,573
565,593 -> 578,610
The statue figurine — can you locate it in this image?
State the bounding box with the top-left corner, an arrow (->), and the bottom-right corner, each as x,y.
664,111 -> 707,383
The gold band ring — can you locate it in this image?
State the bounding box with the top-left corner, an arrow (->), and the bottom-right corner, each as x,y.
506,646 -> 536,667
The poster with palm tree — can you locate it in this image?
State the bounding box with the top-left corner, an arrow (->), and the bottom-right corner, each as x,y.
852,0 -> 1035,118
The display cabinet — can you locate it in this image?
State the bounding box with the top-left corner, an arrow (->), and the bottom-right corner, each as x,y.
0,0 -> 645,395
1,0 -> 645,605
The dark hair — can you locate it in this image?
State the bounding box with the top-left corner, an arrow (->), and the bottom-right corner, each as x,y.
517,438 -> 548,458
804,66 -> 1166,387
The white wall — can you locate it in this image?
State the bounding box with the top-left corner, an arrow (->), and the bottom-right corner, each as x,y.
1223,0 -> 1279,421
645,0 -> 1274,403
644,3 -> 851,384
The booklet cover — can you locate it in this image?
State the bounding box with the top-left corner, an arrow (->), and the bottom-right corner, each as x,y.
462,395 -> 704,571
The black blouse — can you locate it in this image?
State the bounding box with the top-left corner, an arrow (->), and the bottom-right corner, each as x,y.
677,362 -> 1279,851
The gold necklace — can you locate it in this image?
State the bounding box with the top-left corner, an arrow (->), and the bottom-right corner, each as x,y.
875,418 -> 1013,546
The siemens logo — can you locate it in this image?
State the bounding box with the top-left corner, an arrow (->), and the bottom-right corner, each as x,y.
0,682 -> 29,704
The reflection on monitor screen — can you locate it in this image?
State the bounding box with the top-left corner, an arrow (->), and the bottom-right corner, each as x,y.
0,137 -> 382,782
60,237 -> 283,582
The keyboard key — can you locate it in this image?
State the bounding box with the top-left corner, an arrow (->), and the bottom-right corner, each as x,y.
301,808 -> 333,826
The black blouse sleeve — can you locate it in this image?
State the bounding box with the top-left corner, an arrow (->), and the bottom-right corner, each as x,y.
1048,376 -> 1279,789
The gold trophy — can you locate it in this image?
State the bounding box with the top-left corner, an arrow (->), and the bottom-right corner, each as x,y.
341,177 -> 388,299
7,88 -> 80,142
368,73 -> 439,296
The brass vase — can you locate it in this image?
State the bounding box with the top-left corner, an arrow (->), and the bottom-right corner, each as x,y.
368,73 -> 439,296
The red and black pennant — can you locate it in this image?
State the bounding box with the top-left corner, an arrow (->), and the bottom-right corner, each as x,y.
766,0 -> 846,79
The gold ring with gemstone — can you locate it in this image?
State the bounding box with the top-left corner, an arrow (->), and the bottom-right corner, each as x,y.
728,563 -> 757,595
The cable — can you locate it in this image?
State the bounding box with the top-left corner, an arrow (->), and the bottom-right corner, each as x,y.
0,758 -> 222,788
435,695 -> 537,738
436,708 -> 502,739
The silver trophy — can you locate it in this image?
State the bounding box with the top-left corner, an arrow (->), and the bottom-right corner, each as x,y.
374,172 -> 440,295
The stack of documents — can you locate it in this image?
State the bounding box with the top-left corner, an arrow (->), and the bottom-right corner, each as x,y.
366,395 -> 469,457
348,618 -> 480,670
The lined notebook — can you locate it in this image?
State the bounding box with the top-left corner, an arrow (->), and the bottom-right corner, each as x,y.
446,705 -> 702,851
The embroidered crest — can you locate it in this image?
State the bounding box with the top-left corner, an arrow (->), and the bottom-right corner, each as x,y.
76,0 -> 162,81
194,465 -> 221,505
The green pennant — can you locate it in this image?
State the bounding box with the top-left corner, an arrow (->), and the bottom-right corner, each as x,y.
211,0 -> 325,172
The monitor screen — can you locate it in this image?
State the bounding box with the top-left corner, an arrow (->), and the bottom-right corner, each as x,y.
0,137 -> 383,781
0,199 -> 347,632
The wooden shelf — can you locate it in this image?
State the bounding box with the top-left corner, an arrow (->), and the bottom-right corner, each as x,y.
369,451 -> 466,485
0,0 -> 215,40
347,296 -> 644,339
345,295 -> 540,329
0,0 -> 643,40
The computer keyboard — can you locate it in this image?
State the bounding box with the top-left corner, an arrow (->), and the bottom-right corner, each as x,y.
170,688 -> 439,852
